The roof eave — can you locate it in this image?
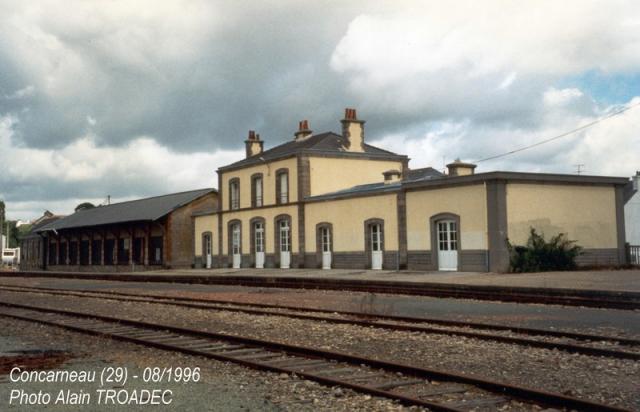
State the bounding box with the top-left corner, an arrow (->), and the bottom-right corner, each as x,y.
402,171 -> 631,190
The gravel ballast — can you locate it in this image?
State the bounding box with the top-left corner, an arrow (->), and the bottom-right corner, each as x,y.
0,290 -> 638,410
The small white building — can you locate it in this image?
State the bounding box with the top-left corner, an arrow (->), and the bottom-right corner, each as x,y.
625,172 -> 640,246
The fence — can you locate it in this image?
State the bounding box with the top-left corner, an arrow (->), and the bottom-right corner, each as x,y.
629,245 -> 640,265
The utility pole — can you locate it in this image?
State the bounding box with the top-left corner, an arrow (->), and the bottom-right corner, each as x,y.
0,200 -> 4,252
574,164 -> 585,175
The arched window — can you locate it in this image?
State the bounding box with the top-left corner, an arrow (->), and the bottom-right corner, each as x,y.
250,217 -> 266,268
251,173 -> 264,207
228,220 -> 242,268
316,222 -> 333,269
274,214 -> 292,268
275,169 -> 289,204
229,178 -> 240,210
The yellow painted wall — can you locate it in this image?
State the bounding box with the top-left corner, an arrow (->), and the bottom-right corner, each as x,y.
506,183 -> 617,248
194,214 -> 218,256
220,157 -> 298,211
305,194 -> 398,252
309,157 -> 404,196
221,206 -> 298,254
406,184 -> 488,250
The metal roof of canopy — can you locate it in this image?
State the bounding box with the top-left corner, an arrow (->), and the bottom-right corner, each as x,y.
37,188 -> 215,232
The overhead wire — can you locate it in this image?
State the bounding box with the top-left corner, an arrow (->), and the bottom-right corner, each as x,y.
473,100 -> 640,163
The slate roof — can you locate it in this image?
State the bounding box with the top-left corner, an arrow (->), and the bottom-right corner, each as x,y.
220,132 -> 406,171
305,167 -> 444,201
37,188 -> 215,232
21,214 -> 65,239
404,167 -> 444,182
306,181 -> 402,202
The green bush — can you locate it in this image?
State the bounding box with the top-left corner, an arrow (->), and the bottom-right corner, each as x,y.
507,228 -> 582,273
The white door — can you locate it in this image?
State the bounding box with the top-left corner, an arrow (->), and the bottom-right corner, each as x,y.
232,224 -> 241,269
279,220 -> 291,269
255,222 -> 265,269
320,227 -> 332,270
370,224 -> 383,270
204,234 -> 212,269
437,221 -> 458,271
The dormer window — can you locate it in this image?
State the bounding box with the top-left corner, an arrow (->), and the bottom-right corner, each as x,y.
276,169 -> 289,204
229,178 -> 240,210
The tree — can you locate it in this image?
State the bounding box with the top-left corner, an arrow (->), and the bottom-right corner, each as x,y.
75,202 -> 96,212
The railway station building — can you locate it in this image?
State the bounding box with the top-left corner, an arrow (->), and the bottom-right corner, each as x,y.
25,189 -> 217,271
194,108 -> 630,272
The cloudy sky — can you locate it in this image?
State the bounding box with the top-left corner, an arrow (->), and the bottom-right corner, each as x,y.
1,1 -> 639,220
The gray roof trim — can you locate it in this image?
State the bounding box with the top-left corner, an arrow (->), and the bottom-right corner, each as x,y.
304,170 -> 628,204
38,188 -> 216,232
403,171 -> 630,191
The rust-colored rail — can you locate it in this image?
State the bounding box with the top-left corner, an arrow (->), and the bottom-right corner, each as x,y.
1,284 -> 639,362
5,270 -> 640,310
0,300 -> 630,412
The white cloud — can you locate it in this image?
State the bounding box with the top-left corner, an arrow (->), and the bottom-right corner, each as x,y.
0,115 -> 241,219
543,88 -> 584,107
330,1 -> 640,120
371,96 -> 640,177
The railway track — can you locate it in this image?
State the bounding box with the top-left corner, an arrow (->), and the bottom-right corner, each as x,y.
6,271 -> 640,309
0,300 -> 630,412
1,284 -> 639,361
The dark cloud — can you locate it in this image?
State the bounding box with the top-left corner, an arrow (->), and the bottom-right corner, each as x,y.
1,1 -> 639,220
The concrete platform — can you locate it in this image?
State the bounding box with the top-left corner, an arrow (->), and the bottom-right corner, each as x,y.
129,268 -> 640,293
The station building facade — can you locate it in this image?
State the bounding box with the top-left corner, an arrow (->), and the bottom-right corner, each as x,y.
194,109 -> 630,272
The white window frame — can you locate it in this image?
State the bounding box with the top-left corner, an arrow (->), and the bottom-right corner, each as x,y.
321,227 -> 331,253
255,222 -> 265,253
371,224 -> 382,252
230,180 -> 240,210
279,220 -> 291,252
254,176 -> 263,207
232,224 -> 241,254
279,173 -> 288,204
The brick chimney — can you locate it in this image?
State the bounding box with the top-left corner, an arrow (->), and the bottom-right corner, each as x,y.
341,108 -> 365,152
294,120 -> 313,142
245,130 -> 263,158
446,159 -> 477,176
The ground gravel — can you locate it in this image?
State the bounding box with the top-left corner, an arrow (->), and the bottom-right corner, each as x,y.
0,290 -> 638,410
0,317 -> 420,411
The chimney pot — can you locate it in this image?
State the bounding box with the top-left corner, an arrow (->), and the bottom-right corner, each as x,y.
341,107 -> 365,152
344,108 -> 358,120
294,119 -> 313,141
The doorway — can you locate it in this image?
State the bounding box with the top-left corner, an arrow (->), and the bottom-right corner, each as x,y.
437,220 -> 458,271
254,222 -> 265,269
279,220 -> 291,269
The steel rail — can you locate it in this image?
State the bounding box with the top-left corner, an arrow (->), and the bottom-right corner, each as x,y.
5,271 -> 639,310
0,300 -> 630,412
1,284 -> 638,360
